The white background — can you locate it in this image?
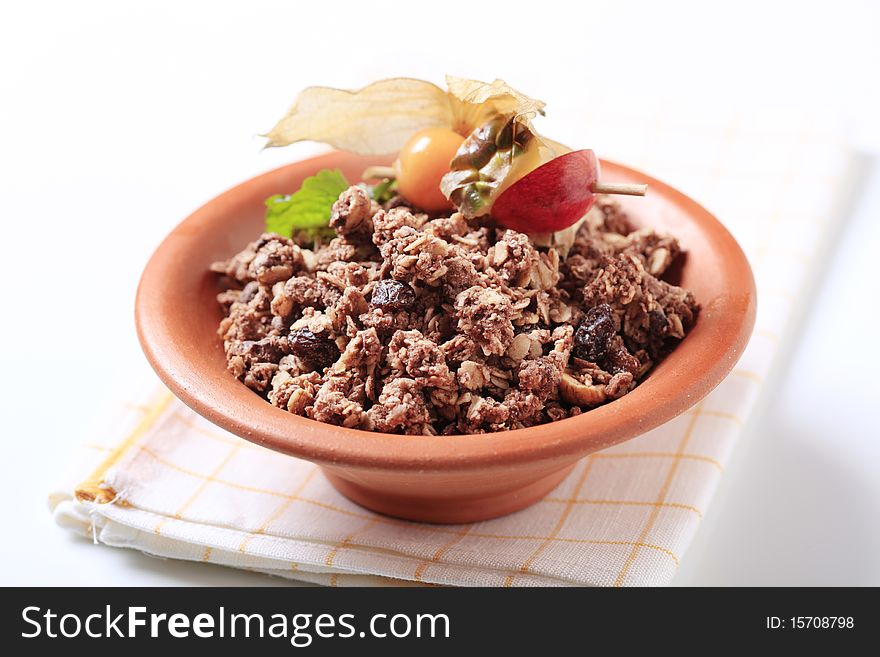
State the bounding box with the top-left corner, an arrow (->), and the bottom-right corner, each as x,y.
1,0 -> 878,585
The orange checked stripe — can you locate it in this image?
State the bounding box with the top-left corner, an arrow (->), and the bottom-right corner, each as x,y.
612,401 -> 703,586
75,390 -> 174,504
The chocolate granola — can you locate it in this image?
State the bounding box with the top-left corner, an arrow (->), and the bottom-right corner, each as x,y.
211,187 -> 698,435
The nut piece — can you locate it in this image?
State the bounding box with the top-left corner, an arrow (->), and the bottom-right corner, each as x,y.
559,372 -> 607,407
648,247 -> 670,275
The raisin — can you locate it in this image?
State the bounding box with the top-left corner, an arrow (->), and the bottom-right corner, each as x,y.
288,329 -> 340,369
573,304 -> 615,361
370,279 -> 416,311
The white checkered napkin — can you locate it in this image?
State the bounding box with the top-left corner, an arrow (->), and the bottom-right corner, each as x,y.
51,109 -> 856,586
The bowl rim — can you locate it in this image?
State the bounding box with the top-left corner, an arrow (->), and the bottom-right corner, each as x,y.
136,152 -> 756,472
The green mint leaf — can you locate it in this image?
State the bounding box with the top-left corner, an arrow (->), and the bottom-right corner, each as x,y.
264,168 -> 350,237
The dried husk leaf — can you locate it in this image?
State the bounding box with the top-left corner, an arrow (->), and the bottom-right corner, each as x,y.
445,75 -> 546,133
264,78 -> 453,155
440,117 -> 568,218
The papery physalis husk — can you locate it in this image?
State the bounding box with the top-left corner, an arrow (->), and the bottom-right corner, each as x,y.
263,78 -> 453,154
264,75 -> 549,156
444,75 -> 546,133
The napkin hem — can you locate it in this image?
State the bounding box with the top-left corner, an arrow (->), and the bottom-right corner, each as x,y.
56,496 -> 618,587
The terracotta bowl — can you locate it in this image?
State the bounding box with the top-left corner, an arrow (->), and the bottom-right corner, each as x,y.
136,151 -> 755,523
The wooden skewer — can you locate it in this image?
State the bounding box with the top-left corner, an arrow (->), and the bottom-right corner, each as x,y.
364,166 -> 649,197
591,182 -> 648,196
